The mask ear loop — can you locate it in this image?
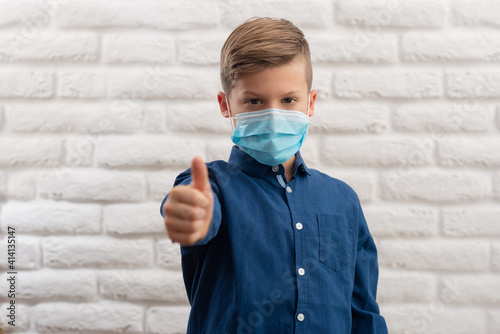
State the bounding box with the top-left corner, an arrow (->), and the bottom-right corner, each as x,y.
225,95 -> 235,133
306,91 -> 311,118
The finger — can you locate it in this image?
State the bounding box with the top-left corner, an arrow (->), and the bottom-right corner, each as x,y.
166,216 -> 204,234
167,227 -> 203,245
169,185 -> 209,207
190,156 -> 211,193
164,201 -> 206,222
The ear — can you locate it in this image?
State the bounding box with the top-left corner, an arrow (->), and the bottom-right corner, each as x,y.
217,91 -> 230,118
308,90 -> 317,117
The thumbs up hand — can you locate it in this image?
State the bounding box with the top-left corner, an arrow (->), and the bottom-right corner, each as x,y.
163,156 -> 214,245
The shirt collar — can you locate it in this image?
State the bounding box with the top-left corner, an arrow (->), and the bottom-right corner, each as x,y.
228,145 -> 311,178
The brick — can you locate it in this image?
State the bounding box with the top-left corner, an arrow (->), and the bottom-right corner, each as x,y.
311,71 -> 333,100
34,301 -> 143,333
98,270 -> 188,303
322,137 -> 434,167
0,172 -> 7,201
0,32 -> 98,62
180,36 -> 225,65
439,138 -> 500,166
364,207 -> 438,237
394,103 -> 493,132
298,135 -> 320,167
493,243 -> 500,272
337,0 -> 445,28
380,171 -> 491,202
447,71 -> 500,98
0,105 -> 3,129
378,271 -> 436,303
147,171 -> 184,202
7,103 -> 144,133
157,239 -> 182,270
64,137 -> 94,167
103,34 -> 175,64
146,306 -> 190,334
0,236 -> 39,270
166,102 -> 230,134
498,107 -> 500,130
0,200 -> 101,235
104,203 -> 165,235
0,137 -> 62,167
97,136 -> 205,168
0,270 -> 97,301
205,139 -> 235,162
495,172 -> 500,201
379,240 -> 489,271
443,209 -> 500,236
0,70 -> 53,98
0,0 -> 46,27
107,69 -> 219,100
311,102 -> 388,133
38,169 -> 146,202
382,305 -> 485,334
335,71 -> 441,99
0,302 -> 29,331
144,106 -> 167,133
489,310 -> 500,333
309,34 -> 397,63
58,71 -> 106,98
452,0 -> 500,28
42,237 -> 153,268
56,0 -> 218,30
440,275 -> 500,304
403,33 -> 500,62
220,0 -> 333,28
6,171 -> 38,200
321,170 -> 374,202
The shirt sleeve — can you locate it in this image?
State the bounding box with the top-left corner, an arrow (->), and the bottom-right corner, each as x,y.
351,198 -> 388,334
159,168 -> 222,247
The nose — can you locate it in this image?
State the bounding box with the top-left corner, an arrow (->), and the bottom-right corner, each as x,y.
267,100 -> 281,109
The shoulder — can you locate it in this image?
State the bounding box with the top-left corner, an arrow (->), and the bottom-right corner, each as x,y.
174,159 -> 235,186
308,167 -> 360,204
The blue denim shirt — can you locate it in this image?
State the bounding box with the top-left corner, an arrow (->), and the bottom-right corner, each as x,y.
160,145 -> 388,334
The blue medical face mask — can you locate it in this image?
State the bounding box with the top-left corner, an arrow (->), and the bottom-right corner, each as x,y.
225,94 -> 311,166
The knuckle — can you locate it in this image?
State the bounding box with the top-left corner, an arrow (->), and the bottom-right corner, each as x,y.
185,233 -> 200,245
163,203 -> 175,217
170,185 -> 185,197
185,221 -> 199,233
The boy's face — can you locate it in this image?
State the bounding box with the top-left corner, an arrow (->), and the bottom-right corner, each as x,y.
217,55 -> 317,128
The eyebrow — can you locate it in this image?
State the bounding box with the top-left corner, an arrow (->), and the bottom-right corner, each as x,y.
241,90 -> 302,96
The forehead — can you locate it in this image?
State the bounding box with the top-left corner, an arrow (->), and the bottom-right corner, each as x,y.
231,56 -> 308,97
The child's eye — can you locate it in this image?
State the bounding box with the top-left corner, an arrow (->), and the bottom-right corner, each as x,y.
283,98 -> 295,104
248,99 -> 261,105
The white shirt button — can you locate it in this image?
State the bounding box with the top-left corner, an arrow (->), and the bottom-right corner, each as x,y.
296,222 -> 303,230
272,165 -> 279,172
298,268 -> 305,276
286,186 -> 292,193
297,313 -> 305,321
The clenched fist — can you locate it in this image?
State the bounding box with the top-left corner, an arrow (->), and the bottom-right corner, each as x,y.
163,156 -> 214,245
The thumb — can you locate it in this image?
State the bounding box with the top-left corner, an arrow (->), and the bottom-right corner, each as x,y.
190,156 -> 211,193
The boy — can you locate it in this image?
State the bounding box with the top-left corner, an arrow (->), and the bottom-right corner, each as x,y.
160,17 -> 388,333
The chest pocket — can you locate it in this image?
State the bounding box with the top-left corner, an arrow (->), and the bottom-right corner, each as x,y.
317,214 -> 355,271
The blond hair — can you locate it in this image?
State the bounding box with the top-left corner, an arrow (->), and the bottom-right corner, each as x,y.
220,17 -> 312,97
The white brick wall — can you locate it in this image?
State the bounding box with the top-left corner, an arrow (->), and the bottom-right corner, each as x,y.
0,0 -> 499,333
